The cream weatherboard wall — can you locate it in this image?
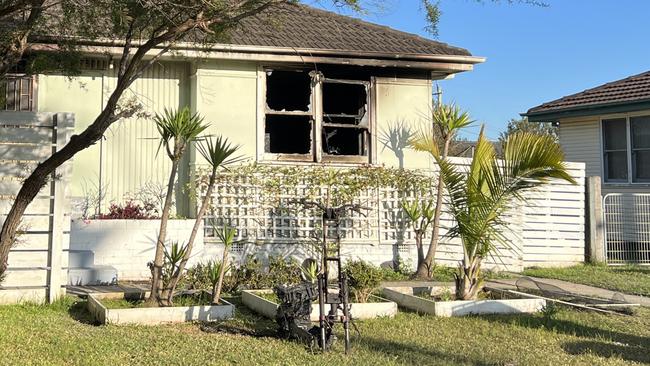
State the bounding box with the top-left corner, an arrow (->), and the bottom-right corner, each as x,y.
36,60 -> 436,214
375,77 -> 434,170
37,62 -> 190,212
559,112 -> 650,195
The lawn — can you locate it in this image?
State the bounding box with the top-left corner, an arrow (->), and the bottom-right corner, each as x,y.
523,264 -> 650,297
0,297 -> 648,365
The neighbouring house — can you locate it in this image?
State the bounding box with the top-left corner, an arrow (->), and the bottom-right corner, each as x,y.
525,70 -> 650,196
525,70 -> 650,265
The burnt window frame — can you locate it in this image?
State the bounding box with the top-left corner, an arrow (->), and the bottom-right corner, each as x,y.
258,67 -> 374,165
1,73 -> 37,112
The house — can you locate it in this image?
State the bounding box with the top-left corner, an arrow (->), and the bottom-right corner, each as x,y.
525,70 -> 650,265
525,70 -> 650,196
3,2 -> 484,214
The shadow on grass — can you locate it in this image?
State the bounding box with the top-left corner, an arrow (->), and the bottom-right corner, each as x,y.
358,337 -> 498,366
482,313 -> 649,349
199,296 -> 277,338
562,340 -> 650,364
67,299 -> 100,325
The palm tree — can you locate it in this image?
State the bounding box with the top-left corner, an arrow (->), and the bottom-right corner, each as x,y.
148,107 -> 208,306
435,127 -> 575,300
163,136 -> 240,304
410,104 -> 473,278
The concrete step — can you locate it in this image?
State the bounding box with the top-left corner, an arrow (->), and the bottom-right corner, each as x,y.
68,266 -> 118,286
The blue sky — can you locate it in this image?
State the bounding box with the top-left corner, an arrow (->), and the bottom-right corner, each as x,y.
311,0 -> 650,140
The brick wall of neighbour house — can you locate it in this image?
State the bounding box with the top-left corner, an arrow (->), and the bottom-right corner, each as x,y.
0,111 -> 74,304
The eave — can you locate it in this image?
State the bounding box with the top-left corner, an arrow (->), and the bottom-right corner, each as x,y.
524,99 -> 650,122
28,38 -> 485,76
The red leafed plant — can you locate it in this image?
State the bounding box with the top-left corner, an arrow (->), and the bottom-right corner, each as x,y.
97,201 -> 159,220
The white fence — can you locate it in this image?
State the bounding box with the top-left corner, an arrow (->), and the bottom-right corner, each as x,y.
199,161 -> 587,272
0,112 -> 74,304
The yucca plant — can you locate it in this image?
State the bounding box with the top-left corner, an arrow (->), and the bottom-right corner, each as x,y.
206,259 -> 230,305
163,136 -> 241,304
410,104 -> 473,278
401,199 -> 435,272
300,259 -> 319,284
161,241 -> 189,288
434,127 -> 575,300
211,225 -> 237,304
148,107 -> 208,306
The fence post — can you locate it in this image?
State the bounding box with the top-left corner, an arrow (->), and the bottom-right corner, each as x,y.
47,113 -> 74,303
586,176 -> 605,263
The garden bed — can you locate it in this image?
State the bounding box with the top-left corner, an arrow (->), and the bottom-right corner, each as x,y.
242,289 -> 397,320
382,286 -> 546,317
87,291 -> 234,325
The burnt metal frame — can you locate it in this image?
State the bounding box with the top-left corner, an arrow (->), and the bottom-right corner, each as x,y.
291,198 -> 368,354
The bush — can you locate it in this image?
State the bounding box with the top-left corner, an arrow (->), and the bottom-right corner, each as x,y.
344,260 -> 383,303
182,255 -> 303,293
266,256 -> 302,287
97,201 -> 158,220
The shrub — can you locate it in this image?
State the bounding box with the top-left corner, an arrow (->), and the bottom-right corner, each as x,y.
344,260 -> 383,303
97,201 -> 158,220
266,256 -> 302,287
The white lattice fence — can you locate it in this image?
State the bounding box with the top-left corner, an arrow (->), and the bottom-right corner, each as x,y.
198,161 -> 587,271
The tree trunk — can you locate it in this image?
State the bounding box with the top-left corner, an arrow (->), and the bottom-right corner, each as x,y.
212,242 -> 230,305
148,159 -> 180,307
414,232 -> 427,279
164,169 -> 217,304
454,259 -> 483,300
417,137 -> 452,278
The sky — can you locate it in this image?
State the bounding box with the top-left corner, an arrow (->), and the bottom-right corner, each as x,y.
311,0 -> 650,140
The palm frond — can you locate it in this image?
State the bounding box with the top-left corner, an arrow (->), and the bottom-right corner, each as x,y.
196,135 -> 243,171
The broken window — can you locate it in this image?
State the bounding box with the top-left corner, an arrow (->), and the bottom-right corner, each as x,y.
264,69 -> 313,156
262,68 -> 372,163
322,79 -> 370,157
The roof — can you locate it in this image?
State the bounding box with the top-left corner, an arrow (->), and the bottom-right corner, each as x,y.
526,70 -> 650,119
224,3 -> 473,58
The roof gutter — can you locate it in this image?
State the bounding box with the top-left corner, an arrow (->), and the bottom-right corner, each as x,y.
30,37 -> 486,65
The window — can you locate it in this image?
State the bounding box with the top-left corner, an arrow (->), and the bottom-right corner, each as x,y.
602,115 -> 650,183
1,74 -> 36,112
262,69 -> 372,163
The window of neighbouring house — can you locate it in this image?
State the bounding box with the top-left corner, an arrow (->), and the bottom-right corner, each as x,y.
631,116 -> 650,182
602,115 -> 650,183
602,118 -> 628,182
262,68 -> 372,163
1,74 -> 37,112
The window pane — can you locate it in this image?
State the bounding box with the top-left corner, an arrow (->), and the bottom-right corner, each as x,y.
602,118 -> 627,150
633,150 -> 650,182
322,82 -> 367,116
265,70 -> 311,112
264,115 -> 312,154
631,116 -> 650,149
605,151 -> 628,181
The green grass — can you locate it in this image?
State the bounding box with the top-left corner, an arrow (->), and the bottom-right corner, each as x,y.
0,296 -> 648,365
523,264 -> 650,297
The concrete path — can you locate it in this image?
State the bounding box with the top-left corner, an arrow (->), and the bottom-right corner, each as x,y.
487,276 -> 650,307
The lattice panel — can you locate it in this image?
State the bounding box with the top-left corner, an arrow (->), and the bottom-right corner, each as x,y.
200,172 -> 399,245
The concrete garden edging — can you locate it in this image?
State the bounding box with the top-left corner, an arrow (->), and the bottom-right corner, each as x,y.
382,287 -> 546,317
242,289 -> 398,320
87,292 -> 234,325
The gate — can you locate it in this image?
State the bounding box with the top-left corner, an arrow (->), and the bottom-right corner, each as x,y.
603,193 -> 650,265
